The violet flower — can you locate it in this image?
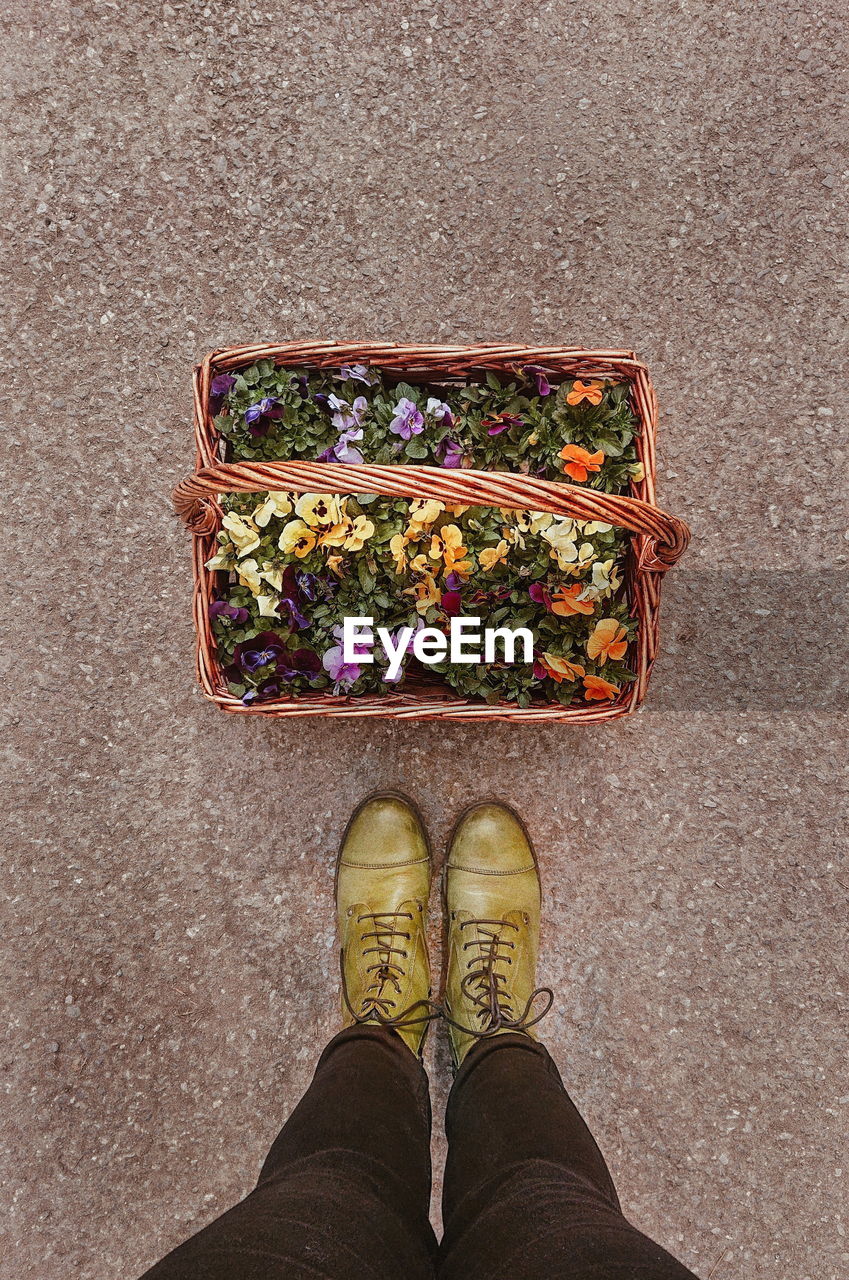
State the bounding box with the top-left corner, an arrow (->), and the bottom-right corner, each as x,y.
295,571 -> 320,601
234,632 -> 290,674
437,437 -> 464,468
441,590 -> 462,616
244,396 -> 285,438
340,363 -> 376,385
277,648 -> 322,679
389,397 -> 425,440
523,365 -> 553,396
322,644 -> 361,690
209,600 -> 249,625
277,566 -> 311,630
328,393 -> 367,434
426,397 -> 454,425
484,413 -> 524,437
444,571 -> 464,591
211,373 -> 236,397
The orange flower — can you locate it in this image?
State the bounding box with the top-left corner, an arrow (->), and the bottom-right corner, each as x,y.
566,379 -> 604,406
559,443 -> 605,483
586,617 -> 629,665
582,674 -> 620,701
550,584 -> 595,617
539,653 -> 585,684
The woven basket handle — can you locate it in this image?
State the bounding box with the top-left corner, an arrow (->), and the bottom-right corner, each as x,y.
173,460 -> 690,573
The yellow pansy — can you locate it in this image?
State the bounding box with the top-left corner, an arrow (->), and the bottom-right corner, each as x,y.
343,515 -> 375,552
514,509 -> 555,535
319,519 -> 354,548
295,493 -> 343,527
403,573 -> 441,614
479,539 -> 510,571
428,524 -> 467,569
257,594 -> 281,617
326,554 -> 346,577
222,512 -> 261,558
236,558 -> 263,594
253,491 -> 293,527
409,552 -> 431,574
278,519 -> 318,558
630,462 -> 645,483
407,498 -> 444,530
577,518 -> 613,536
390,533 -> 409,572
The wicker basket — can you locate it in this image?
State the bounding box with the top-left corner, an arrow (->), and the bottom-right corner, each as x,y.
172,342 -> 690,722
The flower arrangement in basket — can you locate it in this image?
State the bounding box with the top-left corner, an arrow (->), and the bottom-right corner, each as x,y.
172,343 -> 690,723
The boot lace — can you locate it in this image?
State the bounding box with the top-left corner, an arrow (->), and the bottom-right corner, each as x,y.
341,910 -> 441,1032
443,917 -> 553,1040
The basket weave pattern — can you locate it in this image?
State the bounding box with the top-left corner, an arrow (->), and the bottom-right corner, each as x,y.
173,342 -> 690,722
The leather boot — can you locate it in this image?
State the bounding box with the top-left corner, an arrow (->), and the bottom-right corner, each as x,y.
444,802 -> 552,1066
337,792 -> 435,1056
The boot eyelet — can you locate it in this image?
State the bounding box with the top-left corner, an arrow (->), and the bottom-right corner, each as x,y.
347,906 -> 355,917
522,912 -> 529,924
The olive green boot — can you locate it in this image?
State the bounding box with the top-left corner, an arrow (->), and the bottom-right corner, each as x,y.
337,792 -> 435,1056
443,802 -> 552,1066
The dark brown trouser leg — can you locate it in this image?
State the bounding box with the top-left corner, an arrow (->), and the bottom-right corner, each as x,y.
140,1025 -> 437,1280
439,1034 -> 700,1280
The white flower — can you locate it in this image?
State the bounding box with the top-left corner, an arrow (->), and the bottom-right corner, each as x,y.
257,594 -> 281,617
253,492 -> 293,527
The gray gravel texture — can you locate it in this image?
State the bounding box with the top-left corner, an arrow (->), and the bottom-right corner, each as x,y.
2,2 -> 847,1278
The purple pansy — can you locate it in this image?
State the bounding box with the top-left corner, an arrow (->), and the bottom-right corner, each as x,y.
441,590 -> 462,616
277,566 -> 311,631
532,656 -> 548,680
244,396 -> 285,438
444,571 -> 464,591
211,373 -> 237,397
339,363 -> 376,385
278,648 -> 322,679
233,631 -> 290,674
318,394 -> 367,463
484,413 -> 524,437
209,599 -> 249,625
426,397 -> 454,426
523,365 -> 553,396
322,645 -> 361,690
328,393 -> 367,433
437,437 -> 464,468
295,570 -> 320,601
389,397 -> 425,440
